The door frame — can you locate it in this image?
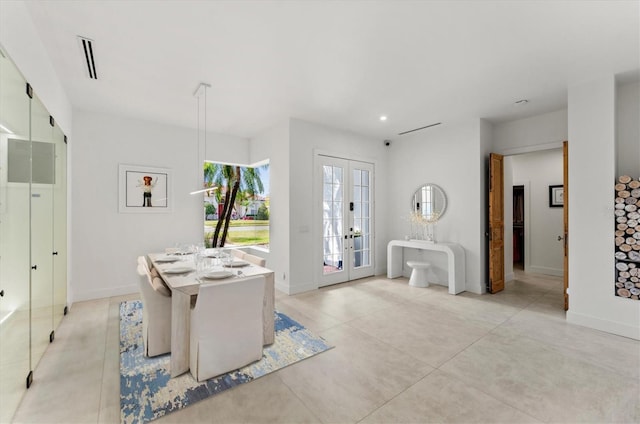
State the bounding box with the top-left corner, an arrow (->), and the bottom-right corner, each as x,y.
313,151 -> 376,287
489,142 -> 569,307
563,141 -> 569,311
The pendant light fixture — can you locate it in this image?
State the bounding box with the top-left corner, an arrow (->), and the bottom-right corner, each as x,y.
190,82 -> 217,195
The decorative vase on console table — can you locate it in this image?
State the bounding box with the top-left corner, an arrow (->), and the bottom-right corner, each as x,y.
409,211 -> 439,243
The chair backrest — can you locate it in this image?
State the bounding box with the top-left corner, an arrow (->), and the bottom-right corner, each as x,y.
230,249 -> 245,259
243,253 -> 266,267
136,260 -> 153,295
138,255 -> 165,287
190,275 -> 265,381
136,262 -> 172,356
191,275 -> 265,336
138,255 -> 151,273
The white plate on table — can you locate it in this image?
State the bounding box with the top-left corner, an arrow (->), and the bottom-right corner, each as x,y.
163,266 -> 194,274
201,270 -> 233,280
154,256 -> 179,263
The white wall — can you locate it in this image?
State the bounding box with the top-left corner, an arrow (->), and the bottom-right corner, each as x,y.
567,75 -> 639,340
510,149 -> 564,276
387,120 -> 485,294
71,109 -> 249,301
616,80 -> 640,178
249,121 -> 290,293
493,109 -> 567,155
288,119 -> 388,294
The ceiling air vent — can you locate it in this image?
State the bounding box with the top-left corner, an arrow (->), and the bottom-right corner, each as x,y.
398,122 -> 441,136
77,36 -> 98,79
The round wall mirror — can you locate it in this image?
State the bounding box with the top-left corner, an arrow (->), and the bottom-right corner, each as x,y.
411,183 -> 447,221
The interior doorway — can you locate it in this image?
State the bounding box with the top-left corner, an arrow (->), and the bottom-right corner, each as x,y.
512,185 -> 525,270
504,150 -> 564,282
489,144 -> 568,310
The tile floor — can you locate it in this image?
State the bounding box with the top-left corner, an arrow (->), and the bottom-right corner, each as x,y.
10,271 -> 640,423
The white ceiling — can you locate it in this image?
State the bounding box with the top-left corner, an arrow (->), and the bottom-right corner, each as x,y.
24,0 -> 640,140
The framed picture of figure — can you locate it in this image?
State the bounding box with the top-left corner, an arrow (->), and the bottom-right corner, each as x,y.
549,184 -> 564,208
119,164 -> 172,213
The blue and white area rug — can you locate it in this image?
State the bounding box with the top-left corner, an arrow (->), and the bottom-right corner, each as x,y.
120,300 -> 332,423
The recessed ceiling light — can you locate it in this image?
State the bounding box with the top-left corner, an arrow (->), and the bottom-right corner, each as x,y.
379,115 -> 388,121
515,99 -> 529,105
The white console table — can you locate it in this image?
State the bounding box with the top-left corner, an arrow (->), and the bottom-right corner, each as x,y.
387,240 -> 466,294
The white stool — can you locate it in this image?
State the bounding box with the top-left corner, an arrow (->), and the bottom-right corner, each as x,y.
406,261 -> 431,287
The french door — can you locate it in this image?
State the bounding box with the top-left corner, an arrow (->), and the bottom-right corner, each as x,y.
316,155 -> 374,287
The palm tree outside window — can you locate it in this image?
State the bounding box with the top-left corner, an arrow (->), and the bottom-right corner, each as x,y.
203,162 -> 269,249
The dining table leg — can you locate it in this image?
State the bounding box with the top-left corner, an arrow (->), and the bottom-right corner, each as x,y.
263,272 -> 275,345
170,290 -> 191,377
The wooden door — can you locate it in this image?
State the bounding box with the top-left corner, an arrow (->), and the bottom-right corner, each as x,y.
488,153 -> 505,293
563,141 -> 569,310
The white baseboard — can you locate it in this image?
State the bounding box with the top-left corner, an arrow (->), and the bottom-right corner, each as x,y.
505,272 -> 515,282
528,265 -> 563,277
567,310 -> 640,340
72,284 -> 138,303
275,280 -> 317,295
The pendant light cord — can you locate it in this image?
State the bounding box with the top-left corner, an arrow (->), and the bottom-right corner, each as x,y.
190,82 -> 212,195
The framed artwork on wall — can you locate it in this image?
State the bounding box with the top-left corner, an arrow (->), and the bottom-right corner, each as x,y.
549,184 -> 564,208
119,164 -> 172,213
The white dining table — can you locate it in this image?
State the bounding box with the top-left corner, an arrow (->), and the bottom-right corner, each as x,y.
148,252 -> 275,378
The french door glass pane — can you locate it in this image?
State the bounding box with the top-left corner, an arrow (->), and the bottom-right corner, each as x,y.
353,168 -> 370,268
332,202 -> 342,219
323,165 -> 343,274
323,183 -> 332,202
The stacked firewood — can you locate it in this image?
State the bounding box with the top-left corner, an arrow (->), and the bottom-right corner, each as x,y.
615,175 -> 640,300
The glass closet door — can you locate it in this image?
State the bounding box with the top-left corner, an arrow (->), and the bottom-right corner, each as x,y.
0,50 -> 32,423
0,47 -> 68,422
52,124 -> 66,329
29,95 -> 55,369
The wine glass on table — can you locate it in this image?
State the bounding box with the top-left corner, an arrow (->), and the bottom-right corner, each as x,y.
221,251 -> 232,269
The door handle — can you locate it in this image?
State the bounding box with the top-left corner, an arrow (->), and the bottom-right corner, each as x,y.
0,289 -> 4,297
557,236 -> 563,241
31,265 -> 37,270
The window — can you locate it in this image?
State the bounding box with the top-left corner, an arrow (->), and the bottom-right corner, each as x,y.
203,161 -> 269,249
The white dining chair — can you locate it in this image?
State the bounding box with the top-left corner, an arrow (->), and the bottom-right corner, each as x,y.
136,260 -> 172,357
189,275 -> 265,382
243,253 -> 266,267
138,255 -> 169,292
